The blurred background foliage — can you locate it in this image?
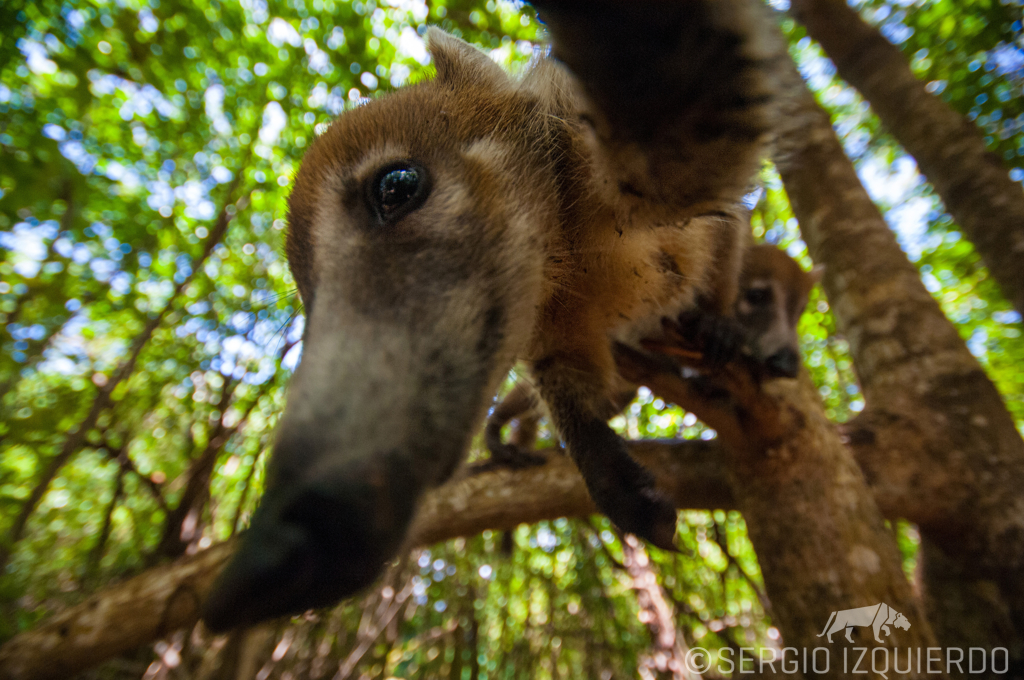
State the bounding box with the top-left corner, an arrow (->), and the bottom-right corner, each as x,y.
0,0 -> 1021,677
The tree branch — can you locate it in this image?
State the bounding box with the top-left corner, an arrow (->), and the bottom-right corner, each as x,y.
230,446 -> 265,537
616,348 -> 938,654
619,533 -> 694,680
84,467 -> 126,585
772,47 -> 1024,652
152,381 -> 260,561
95,440 -> 167,513
0,179 -> 249,575
789,0 -> 1024,317
0,439 -> 728,680
0,390 -> 969,680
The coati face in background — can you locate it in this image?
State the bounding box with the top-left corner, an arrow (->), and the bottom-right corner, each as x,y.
735,244 -> 822,378
202,31 -> 555,631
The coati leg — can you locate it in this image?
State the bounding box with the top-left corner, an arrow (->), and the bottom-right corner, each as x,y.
516,0 -> 780,551
681,212 -> 751,368
532,354 -> 678,550
478,381 -> 548,471
482,379 -> 638,473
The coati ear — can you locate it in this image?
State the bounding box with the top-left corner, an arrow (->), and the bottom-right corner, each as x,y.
427,27 -> 510,92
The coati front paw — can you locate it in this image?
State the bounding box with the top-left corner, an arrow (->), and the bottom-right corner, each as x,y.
474,443 -> 548,472
675,310 -> 746,368
622,485 -> 679,552
591,475 -> 678,552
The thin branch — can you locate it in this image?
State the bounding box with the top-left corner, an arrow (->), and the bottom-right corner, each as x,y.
84,466 -> 125,584
0,177 -> 249,574
230,446 -> 266,536
152,386 -> 261,561
585,519 -> 626,571
620,532 -> 694,680
334,563 -> 414,680
94,440 -> 168,513
711,519 -> 773,620
0,440 -> 726,680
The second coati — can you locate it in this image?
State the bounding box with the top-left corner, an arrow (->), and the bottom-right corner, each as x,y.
482,244 -> 823,468
203,0 -> 786,630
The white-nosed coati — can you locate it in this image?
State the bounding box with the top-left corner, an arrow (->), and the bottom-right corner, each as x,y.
203,0 -> 786,631
482,244 -> 823,469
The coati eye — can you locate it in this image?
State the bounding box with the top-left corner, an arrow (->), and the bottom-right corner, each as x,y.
379,168 -> 419,210
368,162 -> 430,224
745,287 -> 773,306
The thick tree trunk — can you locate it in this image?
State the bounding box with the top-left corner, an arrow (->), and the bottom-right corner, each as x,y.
731,375 -> 935,658
616,348 -> 938,675
773,58 -> 1024,669
789,0 -> 1024,317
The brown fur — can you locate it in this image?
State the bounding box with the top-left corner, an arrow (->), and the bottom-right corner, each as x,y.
735,244 -> 822,373
485,245 -> 821,461
203,1 -> 786,631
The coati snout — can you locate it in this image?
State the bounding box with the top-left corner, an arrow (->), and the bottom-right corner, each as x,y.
204,31 -> 560,630
204,0 -> 784,631
203,446 -> 420,630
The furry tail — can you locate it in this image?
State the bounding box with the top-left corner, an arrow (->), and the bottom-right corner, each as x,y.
531,0 -> 784,221
817,611 -> 837,638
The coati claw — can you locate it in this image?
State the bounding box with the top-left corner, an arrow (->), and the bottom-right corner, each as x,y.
675,310 -> 746,369
557,415 -> 678,551
600,483 -> 678,552
633,488 -> 680,552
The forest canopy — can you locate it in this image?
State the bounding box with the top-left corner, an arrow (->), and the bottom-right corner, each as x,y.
1,0 -> 1023,678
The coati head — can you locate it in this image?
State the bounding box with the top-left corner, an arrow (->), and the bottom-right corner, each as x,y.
202,32 -> 558,631
735,244 -> 822,378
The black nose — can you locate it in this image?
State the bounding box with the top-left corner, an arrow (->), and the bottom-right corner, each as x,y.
764,347 -> 800,378
202,451 -> 420,632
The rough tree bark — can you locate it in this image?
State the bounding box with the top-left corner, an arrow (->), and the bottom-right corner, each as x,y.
3,388 -> 1012,680
0,441 -> 726,680
789,0 -> 1024,317
616,345 -> 938,673
773,58 -> 1024,668
730,375 -> 935,659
